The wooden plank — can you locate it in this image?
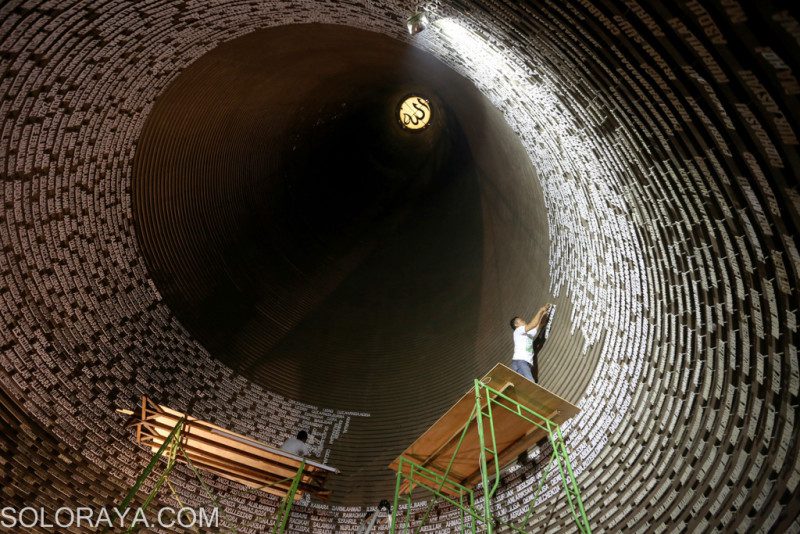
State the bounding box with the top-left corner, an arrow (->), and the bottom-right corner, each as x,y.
144,443 -> 298,500
140,402 -> 321,476
153,401 -> 335,470
143,415 -> 313,481
389,364 -> 580,495
143,399 -> 336,473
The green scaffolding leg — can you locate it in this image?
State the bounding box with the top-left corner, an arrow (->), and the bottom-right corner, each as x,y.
404,492 -> 413,533
117,418 -> 186,514
109,418 -> 186,534
390,465 -> 403,534
271,460 -> 306,534
550,427 -> 591,533
468,492 -> 477,534
459,495 -> 465,534
473,379 -> 500,534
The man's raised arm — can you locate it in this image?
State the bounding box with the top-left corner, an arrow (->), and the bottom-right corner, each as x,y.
525,303 -> 553,332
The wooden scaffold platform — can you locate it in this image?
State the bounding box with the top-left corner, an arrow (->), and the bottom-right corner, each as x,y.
117,396 -> 338,534
388,364 -> 591,533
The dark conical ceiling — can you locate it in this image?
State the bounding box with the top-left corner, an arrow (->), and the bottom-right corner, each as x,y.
1,0 -> 799,532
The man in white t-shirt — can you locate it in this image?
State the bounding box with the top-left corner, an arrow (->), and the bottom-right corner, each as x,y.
509,303 -> 553,382
280,430 -> 312,457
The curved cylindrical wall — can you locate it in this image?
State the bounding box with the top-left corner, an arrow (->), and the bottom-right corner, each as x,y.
0,0 -> 798,532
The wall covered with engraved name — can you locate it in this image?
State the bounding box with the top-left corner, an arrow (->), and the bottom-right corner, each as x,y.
0,0 -> 798,533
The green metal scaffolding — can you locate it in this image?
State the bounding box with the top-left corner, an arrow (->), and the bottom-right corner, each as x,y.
389,378 -> 591,533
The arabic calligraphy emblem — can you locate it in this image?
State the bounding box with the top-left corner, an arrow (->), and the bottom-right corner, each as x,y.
398,96 -> 432,130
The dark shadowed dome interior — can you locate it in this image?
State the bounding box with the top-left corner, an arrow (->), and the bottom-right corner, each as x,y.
131,24 -> 558,503
1,0 -> 799,532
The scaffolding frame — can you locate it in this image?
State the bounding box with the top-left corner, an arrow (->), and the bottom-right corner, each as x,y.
389,373 -> 591,533
118,397 -> 335,534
